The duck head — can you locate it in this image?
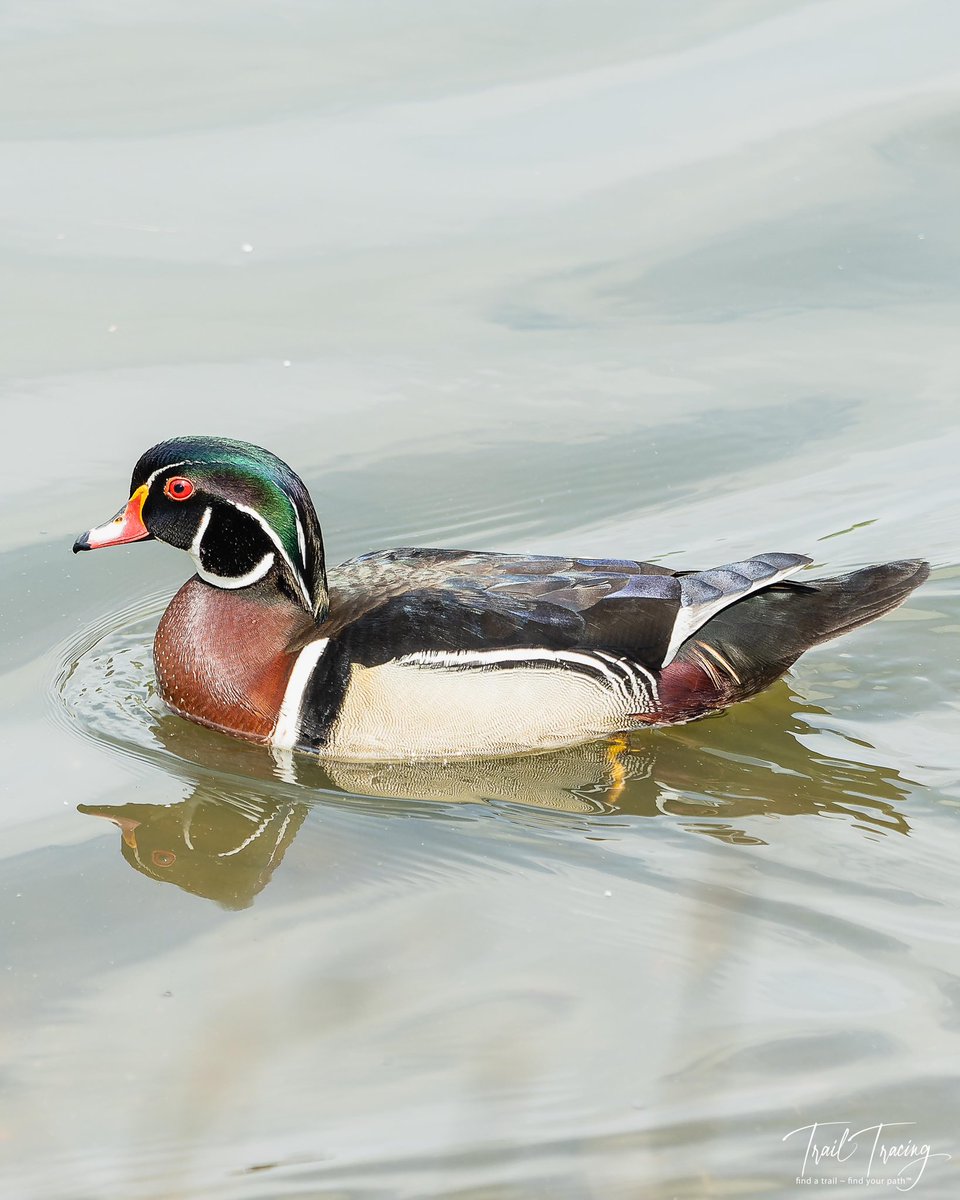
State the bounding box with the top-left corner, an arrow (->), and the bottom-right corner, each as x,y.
73,436 -> 329,619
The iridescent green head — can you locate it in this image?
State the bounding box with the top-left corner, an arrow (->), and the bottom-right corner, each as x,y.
74,436 -> 328,618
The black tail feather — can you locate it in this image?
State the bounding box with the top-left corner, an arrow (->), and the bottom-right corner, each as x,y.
680,559 -> 929,702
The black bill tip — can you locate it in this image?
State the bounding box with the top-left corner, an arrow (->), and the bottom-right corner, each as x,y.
72,531 -> 91,553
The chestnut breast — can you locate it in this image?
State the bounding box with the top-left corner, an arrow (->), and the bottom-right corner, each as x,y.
154,578 -> 314,741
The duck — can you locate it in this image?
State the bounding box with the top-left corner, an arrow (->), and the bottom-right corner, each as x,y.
73,436 -> 929,762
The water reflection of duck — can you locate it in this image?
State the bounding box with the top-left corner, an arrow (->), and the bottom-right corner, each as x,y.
80,684 -> 913,906
73,436 -> 927,761
78,791 -> 306,910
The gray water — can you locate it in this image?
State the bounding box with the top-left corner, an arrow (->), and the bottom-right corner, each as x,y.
2,1 -> 960,1196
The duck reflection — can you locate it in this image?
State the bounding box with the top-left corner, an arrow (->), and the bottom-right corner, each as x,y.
79,790 -> 306,909
80,682 -> 914,906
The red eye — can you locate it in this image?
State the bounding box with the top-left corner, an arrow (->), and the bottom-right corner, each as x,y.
164,476 -> 194,501
152,849 -> 177,868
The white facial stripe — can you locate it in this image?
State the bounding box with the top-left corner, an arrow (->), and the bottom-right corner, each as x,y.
294,510 -> 307,567
232,500 -> 312,612
141,461 -> 314,610
272,638 -> 330,749
189,505 -> 212,563
144,460 -> 197,490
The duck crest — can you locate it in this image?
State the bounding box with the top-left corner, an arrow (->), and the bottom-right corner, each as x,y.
154,577 -> 315,741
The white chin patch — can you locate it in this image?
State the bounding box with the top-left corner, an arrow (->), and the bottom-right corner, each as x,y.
196,551 -> 276,590
189,504 -> 276,588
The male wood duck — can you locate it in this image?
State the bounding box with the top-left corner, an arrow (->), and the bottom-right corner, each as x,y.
74,436 -> 929,761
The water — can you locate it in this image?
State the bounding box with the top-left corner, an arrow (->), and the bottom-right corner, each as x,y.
3,1 -> 960,1196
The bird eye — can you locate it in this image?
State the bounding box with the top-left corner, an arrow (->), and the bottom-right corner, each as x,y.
152,849 -> 177,868
164,476 -> 194,501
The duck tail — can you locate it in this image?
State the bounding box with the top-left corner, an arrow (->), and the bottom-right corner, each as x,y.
651,559 -> 929,720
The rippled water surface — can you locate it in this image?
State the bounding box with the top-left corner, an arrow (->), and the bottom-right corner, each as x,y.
3,1 -> 960,1197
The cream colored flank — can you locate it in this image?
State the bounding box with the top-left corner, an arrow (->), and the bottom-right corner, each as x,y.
320,651 -> 654,760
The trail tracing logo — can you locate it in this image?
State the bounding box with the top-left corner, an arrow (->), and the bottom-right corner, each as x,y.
783,1122 -> 950,1191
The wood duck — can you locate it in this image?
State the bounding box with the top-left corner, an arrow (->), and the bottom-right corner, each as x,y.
73,436 -> 928,761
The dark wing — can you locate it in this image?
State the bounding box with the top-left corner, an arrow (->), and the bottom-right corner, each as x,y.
328,547 -> 676,606
324,546 -> 811,670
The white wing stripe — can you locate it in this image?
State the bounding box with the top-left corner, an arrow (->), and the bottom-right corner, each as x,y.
661,558 -> 808,667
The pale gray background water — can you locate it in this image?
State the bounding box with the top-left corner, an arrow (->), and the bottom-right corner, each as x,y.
2,1 -> 960,1196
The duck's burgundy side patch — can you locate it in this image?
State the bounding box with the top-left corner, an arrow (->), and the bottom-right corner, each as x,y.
631,657 -> 727,724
